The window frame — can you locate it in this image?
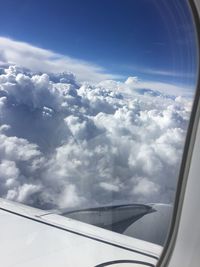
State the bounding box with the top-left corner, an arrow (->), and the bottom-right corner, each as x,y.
158,0 -> 200,266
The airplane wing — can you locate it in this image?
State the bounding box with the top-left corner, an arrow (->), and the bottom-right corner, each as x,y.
0,198 -> 163,267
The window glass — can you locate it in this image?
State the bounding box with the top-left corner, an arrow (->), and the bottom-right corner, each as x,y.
0,0 -> 198,261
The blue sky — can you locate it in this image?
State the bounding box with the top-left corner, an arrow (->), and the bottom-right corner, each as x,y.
0,0 -> 198,88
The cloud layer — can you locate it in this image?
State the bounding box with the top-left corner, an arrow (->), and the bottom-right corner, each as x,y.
0,37 -> 194,97
0,37 -> 120,83
0,64 -> 192,210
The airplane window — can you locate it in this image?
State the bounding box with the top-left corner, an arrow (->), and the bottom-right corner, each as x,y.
0,0 -> 198,266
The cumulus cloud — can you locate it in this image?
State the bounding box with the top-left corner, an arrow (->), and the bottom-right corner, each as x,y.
0,64 -> 192,210
124,76 -> 194,97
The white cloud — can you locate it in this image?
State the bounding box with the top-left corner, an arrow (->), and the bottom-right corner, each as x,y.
58,184 -> 85,209
0,63 -> 192,210
133,177 -> 160,196
139,67 -> 195,78
123,76 -> 194,97
0,36 -> 195,97
16,183 -> 41,203
99,182 -> 120,192
0,37 -> 120,83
